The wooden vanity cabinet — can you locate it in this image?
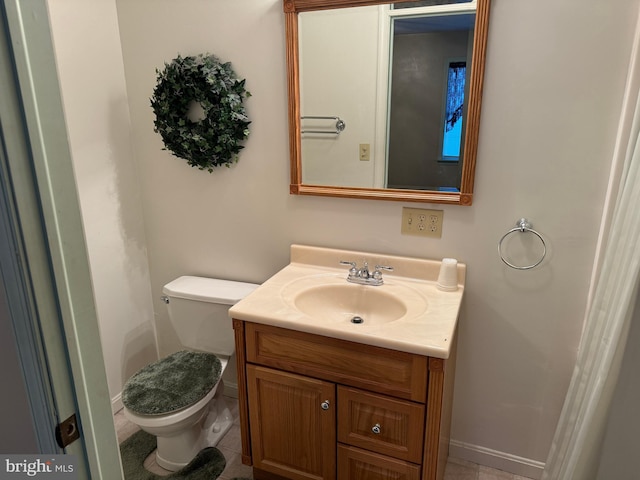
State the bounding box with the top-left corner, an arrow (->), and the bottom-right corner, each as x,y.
233,320 -> 457,480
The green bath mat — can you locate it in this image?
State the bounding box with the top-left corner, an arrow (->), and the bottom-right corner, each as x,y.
119,430 -> 246,480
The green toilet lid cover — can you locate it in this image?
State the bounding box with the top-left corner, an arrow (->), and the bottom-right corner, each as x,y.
122,350 -> 222,415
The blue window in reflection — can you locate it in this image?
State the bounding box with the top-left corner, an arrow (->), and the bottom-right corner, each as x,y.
442,61 -> 466,160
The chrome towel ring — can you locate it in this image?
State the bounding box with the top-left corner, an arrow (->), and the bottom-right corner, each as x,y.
498,218 -> 547,270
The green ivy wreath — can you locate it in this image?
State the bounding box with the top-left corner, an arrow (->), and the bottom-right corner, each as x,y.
150,54 -> 251,171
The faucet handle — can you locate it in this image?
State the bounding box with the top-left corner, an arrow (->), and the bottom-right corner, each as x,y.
339,260 -> 357,275
373,265 -> 393,281
375,265 -> 393,272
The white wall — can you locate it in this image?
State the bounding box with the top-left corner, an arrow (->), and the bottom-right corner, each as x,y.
43,0 -> 639,476
46,0 -> 157,412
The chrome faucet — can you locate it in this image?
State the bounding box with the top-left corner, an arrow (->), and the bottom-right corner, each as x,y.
358,262 -> 371,279
339,260 -> 393,286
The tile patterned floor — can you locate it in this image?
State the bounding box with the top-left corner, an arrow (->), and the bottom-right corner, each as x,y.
114,397 -> 534,480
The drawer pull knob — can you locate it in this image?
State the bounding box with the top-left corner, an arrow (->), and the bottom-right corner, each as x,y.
321,400 -> 330,410
372,423 -> 381,434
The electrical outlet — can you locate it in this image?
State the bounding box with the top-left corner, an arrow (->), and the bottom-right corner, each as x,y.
359,143 -> 370,161
401,207 -> 443,238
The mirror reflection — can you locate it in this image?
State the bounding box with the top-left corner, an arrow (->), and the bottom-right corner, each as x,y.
387,13 -> 474,191
287,0 -> 490,205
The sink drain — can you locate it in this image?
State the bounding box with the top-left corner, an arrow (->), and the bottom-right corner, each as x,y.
351,316 -> 364,324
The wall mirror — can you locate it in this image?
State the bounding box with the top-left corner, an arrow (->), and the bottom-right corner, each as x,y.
284,0 -> 490,205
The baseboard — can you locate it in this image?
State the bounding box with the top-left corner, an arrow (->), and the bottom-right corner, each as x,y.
111,392 -> 123,415
449,439 -> 545,480
223,381 -> 238,399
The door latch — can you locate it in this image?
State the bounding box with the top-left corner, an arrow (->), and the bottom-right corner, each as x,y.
55,413 -> 80,448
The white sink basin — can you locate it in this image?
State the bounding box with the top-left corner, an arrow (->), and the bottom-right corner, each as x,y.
293,284 -> 406,325
288,277 -> 419,325
229,245 -> 465,358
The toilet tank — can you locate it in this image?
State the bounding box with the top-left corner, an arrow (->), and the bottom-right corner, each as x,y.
162,276 -> 259,357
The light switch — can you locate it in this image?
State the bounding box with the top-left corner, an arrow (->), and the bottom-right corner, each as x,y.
359,144 -> 370,161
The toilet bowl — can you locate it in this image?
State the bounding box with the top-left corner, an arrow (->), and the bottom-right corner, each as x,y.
121,276 -> 258,471
123,354 -> 233,470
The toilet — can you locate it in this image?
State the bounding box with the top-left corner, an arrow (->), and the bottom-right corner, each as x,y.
122,276 -> 258,471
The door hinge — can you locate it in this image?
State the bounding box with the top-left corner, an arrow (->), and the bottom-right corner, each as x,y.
55,413 -> 80,448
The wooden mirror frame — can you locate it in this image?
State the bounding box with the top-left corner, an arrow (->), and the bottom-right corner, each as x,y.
285,0 -> 490,205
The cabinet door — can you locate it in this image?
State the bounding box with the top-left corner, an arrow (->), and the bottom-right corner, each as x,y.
247,365 -> 336,480
337,445 -> 421,480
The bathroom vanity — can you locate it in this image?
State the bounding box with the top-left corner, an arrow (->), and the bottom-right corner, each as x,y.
230,245 -> 465,480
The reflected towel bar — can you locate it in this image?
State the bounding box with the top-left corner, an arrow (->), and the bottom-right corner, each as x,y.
301,116 -> 346,135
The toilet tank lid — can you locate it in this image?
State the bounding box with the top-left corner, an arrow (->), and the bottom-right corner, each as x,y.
163,276 -> 259,305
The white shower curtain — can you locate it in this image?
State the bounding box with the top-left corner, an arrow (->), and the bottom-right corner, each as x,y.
542,12 -> 640,480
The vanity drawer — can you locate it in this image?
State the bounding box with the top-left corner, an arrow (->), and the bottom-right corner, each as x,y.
244,322 -> 428,402
337,444 -> 421,480
337,386 -> 425,463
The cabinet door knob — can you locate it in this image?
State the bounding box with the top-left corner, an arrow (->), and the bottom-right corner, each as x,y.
371,423 -> 381,434
321,400 -> 330,410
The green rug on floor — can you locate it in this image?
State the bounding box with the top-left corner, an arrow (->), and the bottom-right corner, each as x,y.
119,430 -> 246,480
